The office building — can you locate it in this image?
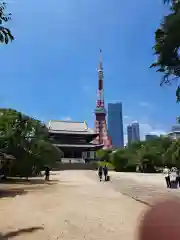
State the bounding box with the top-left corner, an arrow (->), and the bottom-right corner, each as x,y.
127,121 -> 140,145
127,124 -> 133,145
168,124 -> 180,140
132,121 -> 140,142
107,102 -> 124,148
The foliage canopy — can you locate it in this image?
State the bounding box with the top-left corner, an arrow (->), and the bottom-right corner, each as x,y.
151,0 -> 180,102
0,2 -> 14,44
97,137 -> 180,172
0,108 -> 62,177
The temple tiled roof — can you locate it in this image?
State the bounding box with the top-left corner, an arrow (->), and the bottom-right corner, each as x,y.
47,120 -> 97,135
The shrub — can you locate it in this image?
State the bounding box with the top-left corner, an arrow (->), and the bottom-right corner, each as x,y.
96,161 -> 114,170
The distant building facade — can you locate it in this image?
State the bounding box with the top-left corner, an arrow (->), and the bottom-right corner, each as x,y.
127,121 -> 140,145
132,122 -> 140,142
127,124 -> 133,145
145,134 -> 158,141
168,124 -> 180,140
107,102 -> 124,148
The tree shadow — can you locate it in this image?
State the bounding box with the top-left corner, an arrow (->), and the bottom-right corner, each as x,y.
0,226 -> 44,239
0,188 -> 27,198
0,178 -> 59,185
0,178 -> 59,198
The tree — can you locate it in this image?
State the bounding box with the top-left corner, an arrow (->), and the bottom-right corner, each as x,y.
110,137 -> 175,172
111,149 -> 129,171
29,139 -> 63,170
111,148 -> 138,172
96,149 -> 112,162
137,137 -> 173,171
150,0 -> 180,103
0,2 -> 14,44
162,139 -> 180,167
0,108 -> 62,177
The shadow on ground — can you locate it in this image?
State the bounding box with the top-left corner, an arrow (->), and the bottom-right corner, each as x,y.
0,226 -> 44,239
0,178 -> 59,185
0,178 -> 59,198
0,188 -> 27,198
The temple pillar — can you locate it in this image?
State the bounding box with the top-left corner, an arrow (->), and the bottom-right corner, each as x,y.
90,151 -> 94,160
82,151 -> 87,159
82,151 -> 96,160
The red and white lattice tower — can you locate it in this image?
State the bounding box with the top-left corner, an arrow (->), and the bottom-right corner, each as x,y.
94,49 -> 112,149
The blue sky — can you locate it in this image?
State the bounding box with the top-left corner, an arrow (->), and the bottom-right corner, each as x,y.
1,0 -> 179,141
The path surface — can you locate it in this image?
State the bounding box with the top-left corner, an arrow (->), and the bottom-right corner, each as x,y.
0,171 -> 145,240
109,172 -> 180,205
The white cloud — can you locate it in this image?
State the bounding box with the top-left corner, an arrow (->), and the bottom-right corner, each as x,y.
61,116 -> 72,121
139,123 -> 166,140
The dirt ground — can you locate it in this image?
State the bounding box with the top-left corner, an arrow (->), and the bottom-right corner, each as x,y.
0,171 -> 146,240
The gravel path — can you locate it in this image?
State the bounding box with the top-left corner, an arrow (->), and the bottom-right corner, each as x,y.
0,171 -> 145,240
109,172 -> 180,205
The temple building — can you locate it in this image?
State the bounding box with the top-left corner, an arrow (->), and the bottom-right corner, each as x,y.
47,120 -> 103,161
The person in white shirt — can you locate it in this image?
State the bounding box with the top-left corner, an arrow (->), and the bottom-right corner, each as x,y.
176,168 -> 180,187
163,166 -> 171,188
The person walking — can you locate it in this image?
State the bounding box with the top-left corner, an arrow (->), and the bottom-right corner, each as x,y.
170,167 -> 178,188
103,165 -> 108,181
45,166 -> 50,181
176,168 -> 180,187
98,166 -> 103,181
163,166 -> 171,188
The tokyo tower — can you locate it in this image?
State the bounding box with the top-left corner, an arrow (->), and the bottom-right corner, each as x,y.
94,49 -> 112,149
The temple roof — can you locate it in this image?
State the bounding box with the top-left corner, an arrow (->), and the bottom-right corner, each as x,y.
47,120 -> 97,135
54,143 -> 103,149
